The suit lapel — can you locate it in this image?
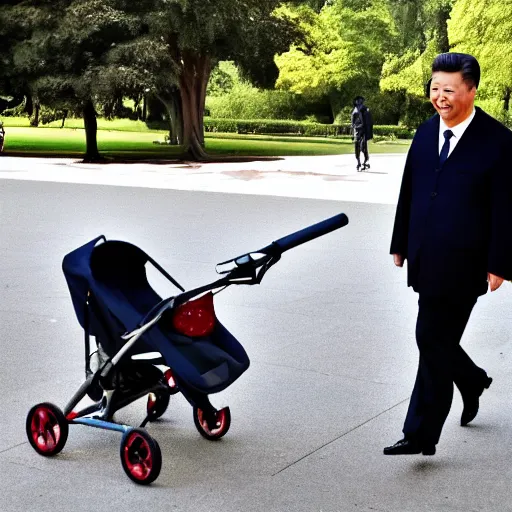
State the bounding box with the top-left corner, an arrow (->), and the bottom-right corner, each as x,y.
421,114 -> 440,170
430,115 -> 440,165
444,108 -> 481,165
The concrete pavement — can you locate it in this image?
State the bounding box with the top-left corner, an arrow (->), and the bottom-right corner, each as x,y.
0,153 -> 406,204
0,154 -> 511,512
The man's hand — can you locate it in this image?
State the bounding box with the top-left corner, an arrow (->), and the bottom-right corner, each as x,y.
393,253 -> 404,267
488,273 -> 504,292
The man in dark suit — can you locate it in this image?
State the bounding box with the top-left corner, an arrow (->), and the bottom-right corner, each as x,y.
384,53 -> 512,456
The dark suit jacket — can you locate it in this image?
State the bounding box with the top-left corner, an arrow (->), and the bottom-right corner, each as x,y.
390,107 -> 512,297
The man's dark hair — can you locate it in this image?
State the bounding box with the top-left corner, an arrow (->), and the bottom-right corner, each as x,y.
432,53 -> 480,89
353,96 -> 365,106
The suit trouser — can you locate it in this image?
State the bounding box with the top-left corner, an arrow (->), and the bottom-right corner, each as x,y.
402,293 -> 488,445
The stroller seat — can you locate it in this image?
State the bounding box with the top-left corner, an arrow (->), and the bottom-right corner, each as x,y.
63,237 -> 250,396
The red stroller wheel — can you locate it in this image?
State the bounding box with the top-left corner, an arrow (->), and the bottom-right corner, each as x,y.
146,389 -> 170,421
120,429 -> 162,485
146,370 -> 175,421
26,403 -> 69,456
193,406 -> 231,440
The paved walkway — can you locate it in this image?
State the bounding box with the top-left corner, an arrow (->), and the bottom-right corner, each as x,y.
0,153 -> 407,204
2,153 -> 511,512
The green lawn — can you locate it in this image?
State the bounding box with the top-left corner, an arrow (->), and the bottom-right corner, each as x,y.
1,120 -> 411,159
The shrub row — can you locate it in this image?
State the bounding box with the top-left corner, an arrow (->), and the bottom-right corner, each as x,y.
203,118 -> 415,139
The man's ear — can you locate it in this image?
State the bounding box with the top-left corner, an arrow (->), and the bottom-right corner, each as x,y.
425,78 -> 432,99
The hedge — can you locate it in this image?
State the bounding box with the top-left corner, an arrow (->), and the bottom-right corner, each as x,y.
203,118 -> 415,139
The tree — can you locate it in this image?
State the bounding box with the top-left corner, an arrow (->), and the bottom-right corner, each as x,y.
3,1 -> 300,161
130,0 -> 300,160
3,0 -> 145,160
0,0 -> 41,121
380,0 -> 454,125
387,0 -> 427,53
449,0 -> 512,116
92,35 -> 182,144
275,0 -> 397,121
381,0 -> 454,92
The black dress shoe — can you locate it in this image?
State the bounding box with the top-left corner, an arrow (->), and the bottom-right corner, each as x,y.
383,438 -> 436,456
460,376 -> 493,426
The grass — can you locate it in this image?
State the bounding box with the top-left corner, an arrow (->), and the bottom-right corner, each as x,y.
2,116 -> 161,132
1,117 -> 411,159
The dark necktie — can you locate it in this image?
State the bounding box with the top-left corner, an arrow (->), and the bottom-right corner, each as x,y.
439,129 -> 454,166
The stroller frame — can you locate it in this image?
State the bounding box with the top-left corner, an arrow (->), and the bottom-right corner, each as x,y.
26,213 -> 349,484
62,246 -> 256,433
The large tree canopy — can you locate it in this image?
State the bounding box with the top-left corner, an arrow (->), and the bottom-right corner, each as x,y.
2,0 -> 146,159
275,0 -> 396,121
449,0 -> 512,114
133,0 -> 300,159
2,0 -> 300,161
380,0 -> 453,107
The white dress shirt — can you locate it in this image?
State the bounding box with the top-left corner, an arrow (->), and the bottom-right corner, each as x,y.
439,108 -> 476,158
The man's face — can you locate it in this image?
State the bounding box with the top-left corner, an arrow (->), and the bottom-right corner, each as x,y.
430,71 -> 476,127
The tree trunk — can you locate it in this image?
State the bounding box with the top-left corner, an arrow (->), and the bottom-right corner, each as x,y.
504,88 -> 511,111
30,101 -> 40,127
328,91 -> 345,125
170,91 -> 183,145
24,94 -> 34,117
436,6 -> 451,53
156,89 -> 183,145
142,95 -> 147,122
82,99 -> 101,162
179,53 -> 212,161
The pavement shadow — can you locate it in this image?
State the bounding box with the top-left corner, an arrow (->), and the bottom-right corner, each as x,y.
75,155 -> 284,165
411,459 -> 452,472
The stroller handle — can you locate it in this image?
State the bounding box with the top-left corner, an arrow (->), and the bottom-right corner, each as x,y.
216,213 -> 349,277
266,213 -> 349,254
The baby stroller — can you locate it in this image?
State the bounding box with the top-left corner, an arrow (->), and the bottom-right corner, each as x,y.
25,213 -> 349,484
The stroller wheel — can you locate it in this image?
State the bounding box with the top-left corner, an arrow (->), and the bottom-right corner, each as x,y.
146,389 -> 170,421
120,428 -> 162,485
26,402 -> 69,456
193,406 -> 231,441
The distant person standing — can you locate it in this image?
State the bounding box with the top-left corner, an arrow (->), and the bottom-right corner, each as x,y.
351,96 -> 373,171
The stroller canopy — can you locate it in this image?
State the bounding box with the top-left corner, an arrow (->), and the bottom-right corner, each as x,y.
63,236 -> 164,334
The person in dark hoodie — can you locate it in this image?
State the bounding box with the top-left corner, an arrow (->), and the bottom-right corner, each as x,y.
351,96 -> 373,171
